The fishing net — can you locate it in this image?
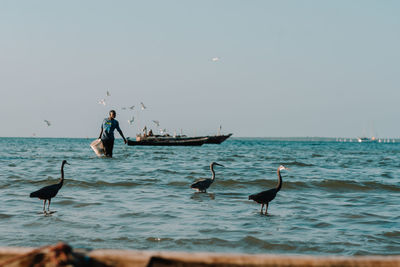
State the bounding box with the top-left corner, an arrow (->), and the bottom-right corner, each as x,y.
90,139 -> 104,157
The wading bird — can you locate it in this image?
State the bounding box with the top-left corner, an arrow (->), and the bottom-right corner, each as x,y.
30,160 -> 70,213
248,165 -> 289,214
191,162 -> 224,193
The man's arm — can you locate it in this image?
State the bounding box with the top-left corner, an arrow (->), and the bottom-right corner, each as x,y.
98,123 -> 103,139
116,122 -> 127,144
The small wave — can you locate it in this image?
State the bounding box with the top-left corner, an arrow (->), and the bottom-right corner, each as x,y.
319,180 -> 400,192
152,156 -> 169,160
167,181 -> 187,187
232,154 -> 246,158
311,153 -> 323,158
90,238 -> 105,242
154,169 -> 179,175
118,212 -> 141,218
382,231 -> 400,238
286,161 -> 314,167
152,151 -> 170,155
241,236 -> 297,250
216,178 -> 399,193
67,179 -> 141,188
112,236 -> 132,241
319,179 -> 366,191
0,183 -> 9,189
57,199 -> 76,205
312,222 -> 332,228
175,237 -> 230,247
381,172 -> 393,178
73,202 -> 102,208
7,175 -> 22,179
146,237 -> 173,242
0,213 -> 13,219
217,179 -> 311,190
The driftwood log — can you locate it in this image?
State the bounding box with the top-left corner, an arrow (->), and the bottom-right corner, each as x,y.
0,242 -> 399,267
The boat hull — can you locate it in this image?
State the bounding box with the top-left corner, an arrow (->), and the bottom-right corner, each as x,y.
127,134 -> 232,146
203,134 -> 232,144
127,137 -> 208,146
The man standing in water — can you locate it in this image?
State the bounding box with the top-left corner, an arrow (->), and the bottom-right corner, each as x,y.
99,110 -> 127,157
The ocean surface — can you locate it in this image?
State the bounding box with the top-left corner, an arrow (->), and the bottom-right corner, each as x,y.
0,137 -> 399,255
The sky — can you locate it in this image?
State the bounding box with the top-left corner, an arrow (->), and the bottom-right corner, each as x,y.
1,0 -> 399,138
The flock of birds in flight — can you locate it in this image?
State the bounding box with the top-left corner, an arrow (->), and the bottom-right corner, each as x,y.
42,55 -> 221,131
98,91 -> 147,128
30,160 -> 289,215
42,91 -> 165,134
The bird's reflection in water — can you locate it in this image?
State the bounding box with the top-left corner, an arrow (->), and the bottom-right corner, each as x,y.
190,192 -> 215,201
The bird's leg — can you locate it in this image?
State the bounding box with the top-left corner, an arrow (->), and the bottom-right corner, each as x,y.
265,203 -> 269,215
47,199 -> 51,212
260,204 -> 264,214
43,200 -> 46,213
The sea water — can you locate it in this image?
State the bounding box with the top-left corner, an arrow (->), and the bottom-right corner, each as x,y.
0,137 -> 399,255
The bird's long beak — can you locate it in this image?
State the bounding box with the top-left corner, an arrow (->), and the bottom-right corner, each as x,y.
65,162 -> 71,165
215,163 -> 224,167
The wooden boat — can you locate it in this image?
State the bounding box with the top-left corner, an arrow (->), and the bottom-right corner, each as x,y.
127,136 -> 208,146
126,133 -> 232,146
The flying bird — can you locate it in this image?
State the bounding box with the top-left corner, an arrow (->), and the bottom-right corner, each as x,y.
98,99 -> 106,106
44,120 -> 51,127
212,57 -> 220,62
191,162 -> 224,193
140,102 -> 146,110
249,165 -> 289,214
152,120 -> 160,127
128,117 -> 135,125
106,90 -> 111,97
122,105 -> 134,110
30,160 -> 70,214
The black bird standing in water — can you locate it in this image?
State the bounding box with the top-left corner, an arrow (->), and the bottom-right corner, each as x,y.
249,165 -> 289,214
191,162 -> 224,193
30,160 -> 69,213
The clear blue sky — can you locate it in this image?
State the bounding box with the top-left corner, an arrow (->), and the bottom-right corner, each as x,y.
1,1 -> 399,138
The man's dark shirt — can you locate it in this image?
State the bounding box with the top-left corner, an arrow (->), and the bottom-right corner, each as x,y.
101,118 -> 122,140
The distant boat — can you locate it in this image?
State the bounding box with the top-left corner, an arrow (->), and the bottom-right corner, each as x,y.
126,133 -> 232,146
357,136 -> 378,143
